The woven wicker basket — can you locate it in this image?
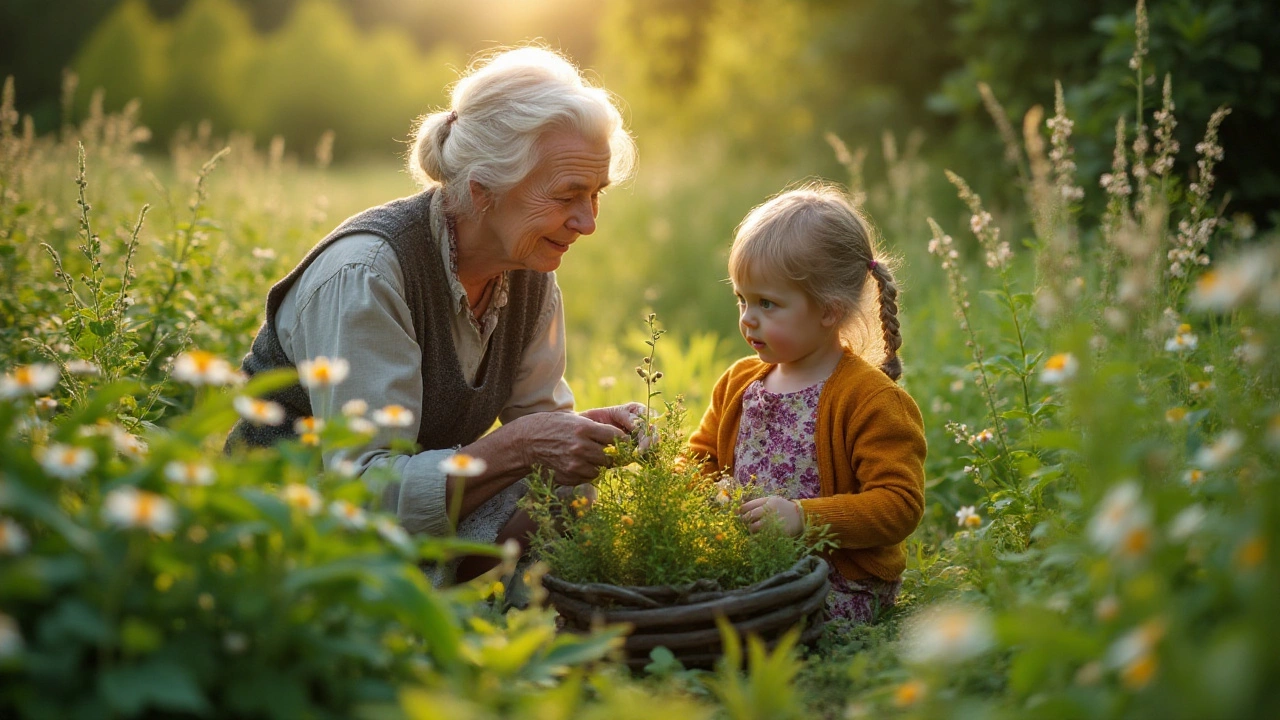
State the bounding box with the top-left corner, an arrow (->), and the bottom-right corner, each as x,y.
543,555 -> 830,669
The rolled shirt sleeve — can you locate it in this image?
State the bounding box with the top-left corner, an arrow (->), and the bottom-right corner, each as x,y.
275,233 -> 573,538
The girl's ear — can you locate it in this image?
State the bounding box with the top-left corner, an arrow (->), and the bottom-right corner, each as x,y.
820,301 -> 844,328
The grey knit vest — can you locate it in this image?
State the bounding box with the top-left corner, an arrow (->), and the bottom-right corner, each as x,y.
225,189 -> 549,452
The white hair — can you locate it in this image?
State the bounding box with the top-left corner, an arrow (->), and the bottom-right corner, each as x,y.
408,46 -> 636,216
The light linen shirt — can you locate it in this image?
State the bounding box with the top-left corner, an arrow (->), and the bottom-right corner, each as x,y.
274,230 -> 574,539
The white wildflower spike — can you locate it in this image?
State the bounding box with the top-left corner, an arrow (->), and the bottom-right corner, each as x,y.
103,487 -> 177,533
372,404 -> 414,428
1164,324 -> 1199,352
298,356 -> 350,388
281,484 -> 322,515
439,453 -> 486,477
65,359 -> 101,376
38,444 -> 96,480
1040,353 -> 1078,384
329,500 -> 367,529
341,398 -> 368,417
164,461 -> 215,487
0,613 -> 22,659
901,604 -> 994,665
1194,429 -> 1244,469
234,396 -> 285,426
172,350 -> 236,387
293,416 -> 324,435
1,363 -> 60,398
375,517 -> 410,547
0,518 -> 30,555
955,506 -> 982,529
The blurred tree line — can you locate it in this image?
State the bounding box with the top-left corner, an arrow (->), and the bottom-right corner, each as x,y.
1,0 -> 1275,221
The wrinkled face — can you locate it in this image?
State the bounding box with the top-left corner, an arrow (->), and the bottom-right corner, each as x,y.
733,271 -> 837,366
482,130 -> 612,273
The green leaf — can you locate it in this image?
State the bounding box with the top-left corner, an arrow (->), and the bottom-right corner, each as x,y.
99,661 -> 211,716
1225,43 -> 1261,71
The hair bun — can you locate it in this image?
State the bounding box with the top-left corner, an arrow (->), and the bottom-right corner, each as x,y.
409,110 -> 455,186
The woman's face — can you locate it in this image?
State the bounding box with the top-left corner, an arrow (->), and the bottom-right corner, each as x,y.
481,130 -> 612,273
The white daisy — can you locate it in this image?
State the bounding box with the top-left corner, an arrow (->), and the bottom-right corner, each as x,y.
0,518 -> 30,555
297,356 -> 350,388
375,517 -> 410,547
38,444 -> 96,480
900,604 -> 994,665
1194,429 -> 1244,469
955,506 -> 982,529
111,428 -> 148,459
1040,353 -> 1078,384
970,429 -> 995,444
1164,324 -> 1198,353
172,350 -> 236,387
1,363 -> 60,398
439,453 -> 486,477
65,359 -> 101,376
329,500 -> 367,529
341,398 -> 368,417
1088,482 -> 1151,553
281,484 -> 322,515
34,396 -> 58,413
293,416 -> 325,435
347,417 -> 377,436
372,404 -> 414,428
103,487 -> 177,533
164,461 -> 215,487
1169,505 -> 1207,541
234,396 -> 285,426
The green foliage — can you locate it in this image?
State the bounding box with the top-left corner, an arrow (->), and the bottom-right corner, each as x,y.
71,0 -> 462,159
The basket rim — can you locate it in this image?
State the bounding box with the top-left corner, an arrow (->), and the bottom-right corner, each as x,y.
543,555 -> 827,606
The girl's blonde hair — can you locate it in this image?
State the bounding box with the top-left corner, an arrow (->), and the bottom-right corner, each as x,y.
408,46 -> 636,217
728,183 -> 903,380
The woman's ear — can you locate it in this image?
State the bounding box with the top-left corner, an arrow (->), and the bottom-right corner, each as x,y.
468,179 -> 493,214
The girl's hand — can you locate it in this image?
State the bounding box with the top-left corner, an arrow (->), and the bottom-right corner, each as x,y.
738,496 -> 805,537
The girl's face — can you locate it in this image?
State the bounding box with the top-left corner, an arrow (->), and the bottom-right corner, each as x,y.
477,129 -> 611,274
733,271 -> 840,368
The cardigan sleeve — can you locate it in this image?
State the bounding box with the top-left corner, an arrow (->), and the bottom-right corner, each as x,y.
687,365 -> 734,475
797,386 -> 926,549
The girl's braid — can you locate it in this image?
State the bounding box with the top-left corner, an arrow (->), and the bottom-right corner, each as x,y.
870,261 -> 903,380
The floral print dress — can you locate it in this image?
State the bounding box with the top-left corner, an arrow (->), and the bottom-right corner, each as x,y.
733,378 -> 900,624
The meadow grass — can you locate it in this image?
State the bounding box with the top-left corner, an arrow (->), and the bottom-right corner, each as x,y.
2,16 -> 1280,714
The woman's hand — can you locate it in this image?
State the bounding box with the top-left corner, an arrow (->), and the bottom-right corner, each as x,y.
738,495 -> 805,537
509,411 -> 626,485
581,402 -> 658,453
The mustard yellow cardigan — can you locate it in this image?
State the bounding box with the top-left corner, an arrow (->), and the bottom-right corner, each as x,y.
688,350 -> 927,582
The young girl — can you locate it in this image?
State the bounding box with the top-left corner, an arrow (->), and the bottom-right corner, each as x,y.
688,184 -> 927,625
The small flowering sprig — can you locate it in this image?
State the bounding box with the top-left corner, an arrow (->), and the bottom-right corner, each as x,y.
1167,106 -> 1232,292
927,220 -> 1012,478
634,312 -> 666,425
1047,81 -> 1084,205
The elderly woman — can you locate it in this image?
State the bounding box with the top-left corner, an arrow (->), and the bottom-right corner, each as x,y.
227,47 -> 641,583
